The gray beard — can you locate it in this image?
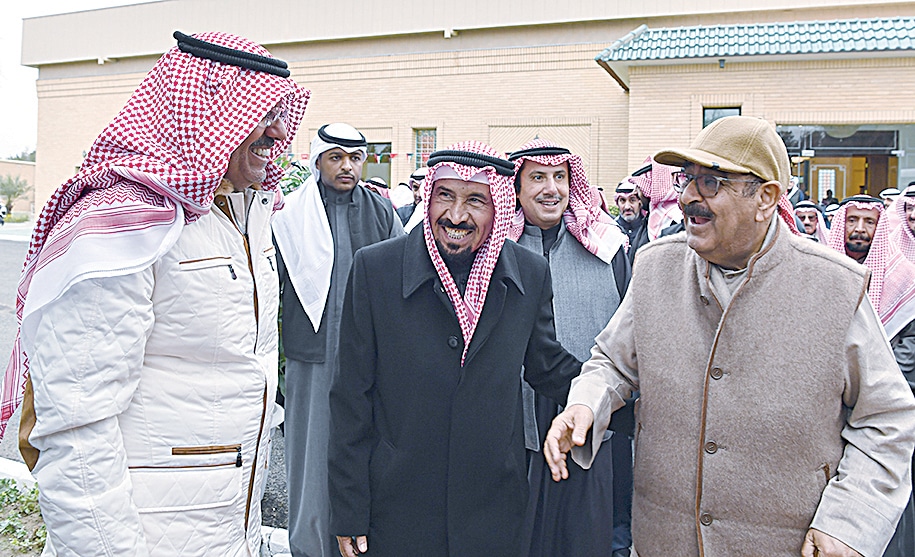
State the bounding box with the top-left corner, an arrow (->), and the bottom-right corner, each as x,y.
620,213 -> 638,223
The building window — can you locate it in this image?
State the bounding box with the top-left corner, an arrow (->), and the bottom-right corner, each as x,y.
818,168 -> 836,193
703,107 -> 741,128
362,143 -> 392,185
414,129 -> 436,169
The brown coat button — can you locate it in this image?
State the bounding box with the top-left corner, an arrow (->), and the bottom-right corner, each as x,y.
704,441 -> 718,454
710,367 -> 723,380
700,513 -> 713,526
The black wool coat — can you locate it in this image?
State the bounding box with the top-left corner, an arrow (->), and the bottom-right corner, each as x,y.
328,228 -> 581,557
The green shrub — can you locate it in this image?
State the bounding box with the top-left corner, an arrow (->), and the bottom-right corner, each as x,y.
0,479 -> 46,555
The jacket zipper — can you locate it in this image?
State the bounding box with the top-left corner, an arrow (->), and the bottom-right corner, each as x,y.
215,193 -> 268,531
245,384 -> 269,529
172,444 -> 243,467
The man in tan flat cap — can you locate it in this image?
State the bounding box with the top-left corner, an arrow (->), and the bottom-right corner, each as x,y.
545,116 -> 915,557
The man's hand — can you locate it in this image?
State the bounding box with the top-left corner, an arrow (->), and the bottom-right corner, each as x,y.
801,528 -> 862,557
543,404 -> 594,482
336,535 -> 368,556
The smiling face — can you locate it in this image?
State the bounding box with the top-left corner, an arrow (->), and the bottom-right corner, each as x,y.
428,178 -> 495,265
316,148 -> 365,192
224,105 -> 288,191
844,205 -> 880,260
517,161 -> 570,229
678,163 -> 777,270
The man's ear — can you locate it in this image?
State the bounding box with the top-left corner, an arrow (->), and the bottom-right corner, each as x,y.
756,181 -> 781,222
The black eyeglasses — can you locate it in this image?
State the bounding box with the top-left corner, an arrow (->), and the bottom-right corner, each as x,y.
672,171 -> 760,198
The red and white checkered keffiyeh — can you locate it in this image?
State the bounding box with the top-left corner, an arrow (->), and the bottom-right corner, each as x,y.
0,32 -> 310,438
890,195 -> 915,263
625,157 -> 682,240
422,141 -> 515,366
826,199 -> 915,338
507,139 -> 626,263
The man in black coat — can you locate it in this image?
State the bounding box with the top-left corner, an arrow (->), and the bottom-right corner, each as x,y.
328,141 -> 581,557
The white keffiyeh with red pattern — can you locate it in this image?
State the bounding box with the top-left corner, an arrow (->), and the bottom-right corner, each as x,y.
890,193 -> 915,263
0,32 -> 309,437
422,141 -> 515,366
507,139 -> 626,263
624,157 -> 682,240
826,198 -> 915,338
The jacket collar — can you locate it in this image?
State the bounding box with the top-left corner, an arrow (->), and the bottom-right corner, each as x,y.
402,227 -> 525,300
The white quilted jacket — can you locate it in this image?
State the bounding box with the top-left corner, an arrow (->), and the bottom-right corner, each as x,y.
25,188 -> 280,556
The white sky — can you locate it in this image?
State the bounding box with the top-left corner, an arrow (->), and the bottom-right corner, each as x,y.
0,1 -> 141,159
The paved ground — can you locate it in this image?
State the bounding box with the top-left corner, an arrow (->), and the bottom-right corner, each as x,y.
0,223 -> 289,529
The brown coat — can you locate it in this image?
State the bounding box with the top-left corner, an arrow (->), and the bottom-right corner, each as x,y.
572,223 -> 915,556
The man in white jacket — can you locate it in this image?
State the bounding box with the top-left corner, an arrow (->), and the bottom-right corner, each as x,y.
0,32 -> 309,556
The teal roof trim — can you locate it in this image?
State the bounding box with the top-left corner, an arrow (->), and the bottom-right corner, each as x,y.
596,17 -> 915,63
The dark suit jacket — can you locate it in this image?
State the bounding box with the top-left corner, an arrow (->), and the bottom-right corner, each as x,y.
328,228 -> 581,557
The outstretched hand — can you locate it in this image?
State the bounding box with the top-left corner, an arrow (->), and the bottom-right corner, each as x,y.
543,404 -> 594,481
801,529 -> 862,557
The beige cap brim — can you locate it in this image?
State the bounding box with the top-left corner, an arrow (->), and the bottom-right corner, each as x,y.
654,147 -> 754,176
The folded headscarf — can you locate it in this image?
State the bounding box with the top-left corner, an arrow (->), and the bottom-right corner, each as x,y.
794,200 -> 829,243
1,32 -> 309,437
826,197 -> 915,338
624,157 -> 682,240
507,139 -> 626,263
889,188 -> 915,262
423,142 -> 515,365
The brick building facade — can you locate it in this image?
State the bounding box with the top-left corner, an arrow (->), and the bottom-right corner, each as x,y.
21,0 -> 915,209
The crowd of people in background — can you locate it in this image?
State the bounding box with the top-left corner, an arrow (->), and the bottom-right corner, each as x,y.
4,30 -> 915,557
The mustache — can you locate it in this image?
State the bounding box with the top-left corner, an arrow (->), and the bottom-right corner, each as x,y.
848,232 -> 870,241
437,218 -> 475,230
535,194 -> 562,203
682,203 -> 714,219
251,136 -> 276,149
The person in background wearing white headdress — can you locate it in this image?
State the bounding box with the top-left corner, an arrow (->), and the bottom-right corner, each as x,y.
362,176 -> 390,197
327,142 -> 581,557
508,140 -> 632,557
272,123 -> 404,557
881,187 -> 902,208
891,186 -> 915,264
794,200 -> 829,242
613,182 -> 650,266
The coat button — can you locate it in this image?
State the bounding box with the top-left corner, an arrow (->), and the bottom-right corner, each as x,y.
261,197 -> 269,204
699,295 -> 709,305
447,336 -> 460,349
700,513 -> 713,526
710,367 -> 723,380
704,441 -> 718,454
